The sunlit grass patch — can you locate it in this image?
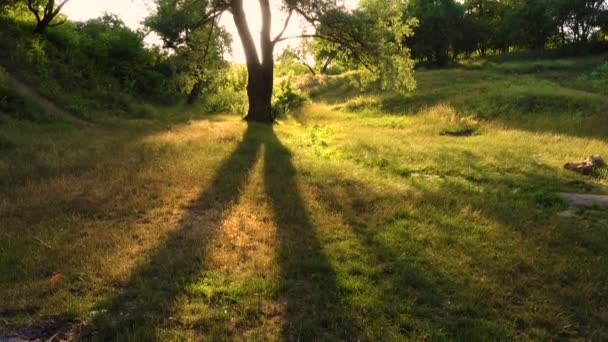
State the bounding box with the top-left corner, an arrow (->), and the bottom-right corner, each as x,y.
2,55 -> 608,340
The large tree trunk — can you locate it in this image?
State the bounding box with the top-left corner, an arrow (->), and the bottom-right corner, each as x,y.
246,66 -> 273,121
187,80 -> 204,105
232,0 -> 274,123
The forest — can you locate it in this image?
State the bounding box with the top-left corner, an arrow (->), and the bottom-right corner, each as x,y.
1,0 -> 608,340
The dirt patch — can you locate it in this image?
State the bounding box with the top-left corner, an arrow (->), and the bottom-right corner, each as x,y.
0,319 -> 83,342
440,127 -> 477,137
559,193 -> 608,206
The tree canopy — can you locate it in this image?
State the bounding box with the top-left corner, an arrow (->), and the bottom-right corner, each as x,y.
143,0 -> 417,122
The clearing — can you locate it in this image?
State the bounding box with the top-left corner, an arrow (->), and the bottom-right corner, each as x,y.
1,56 -> 608,340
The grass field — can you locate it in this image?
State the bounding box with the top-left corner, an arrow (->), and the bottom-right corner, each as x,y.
1,55 -> 608,340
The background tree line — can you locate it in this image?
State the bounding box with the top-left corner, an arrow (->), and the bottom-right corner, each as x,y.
403,0 -> 608,67
1,0 -> 607,121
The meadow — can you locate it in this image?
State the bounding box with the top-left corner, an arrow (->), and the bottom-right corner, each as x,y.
1,55 -> 608,340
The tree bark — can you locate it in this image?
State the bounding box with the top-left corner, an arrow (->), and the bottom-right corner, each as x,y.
320,57 -> 333,74
33,18 -> 51,34
187,80 -> 204,105
231,0 -> 274,123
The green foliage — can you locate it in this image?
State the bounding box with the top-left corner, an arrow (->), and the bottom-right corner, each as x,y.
590,61 -> 608,78
145,0 -> 231,103
405,0 -> 466,67
0,0 -> 19,12
0,9 -> 180,118
275,48 -> 314,77
202,65 -> 248,114
271,73 -> 308,118
0,67 -> 56,122
317,0 -> 418,93
396,0 -> 608,66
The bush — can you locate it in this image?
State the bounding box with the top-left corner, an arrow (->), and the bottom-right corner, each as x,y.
0,10 -> 180,119
272,73 -> 308,118
201,65 -> 248,115
590,62 -> 608,79
202,88 -> 248,115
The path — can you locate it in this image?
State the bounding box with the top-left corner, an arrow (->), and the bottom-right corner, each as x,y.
5,72 -> 90,125
560,192 -> 608,206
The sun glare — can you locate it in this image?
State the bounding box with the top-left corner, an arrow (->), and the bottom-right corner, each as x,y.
63,0 -> 359,63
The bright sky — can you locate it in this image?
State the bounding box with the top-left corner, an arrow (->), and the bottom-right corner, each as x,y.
63,0 -> 359,63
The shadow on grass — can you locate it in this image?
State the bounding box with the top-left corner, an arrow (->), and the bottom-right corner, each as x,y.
263,126 -> 359,340
310,151 -> 608,339
86,124 -> 356,339
87,125 -> 264,340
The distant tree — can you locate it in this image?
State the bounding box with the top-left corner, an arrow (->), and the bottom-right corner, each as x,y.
463,0 -> 508,55
405,0 -> 465,66
507,0 -> 556,50
145,0 -> 230,104
309,38 -> 338,74
601,7 -> 608,35
555,0 -> 607,43
293,38 -> 318,76
276,45 -> 316,76
453,12 -> 481,57
26,0 -> 70,34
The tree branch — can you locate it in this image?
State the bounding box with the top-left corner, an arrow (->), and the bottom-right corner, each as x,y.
275,33 -> 376,73
52,0 -> 71,17
274,34 -> 320,43
27,0 -> 41,24
48,17 -> 67,27
272,9 -> 293,44
191,9 -> 225,32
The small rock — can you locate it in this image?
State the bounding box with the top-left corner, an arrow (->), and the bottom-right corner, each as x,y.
564,155 -> 605,175
557,209 -> 576,218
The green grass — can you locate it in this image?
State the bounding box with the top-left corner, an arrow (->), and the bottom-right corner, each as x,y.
1,55 -> 608,340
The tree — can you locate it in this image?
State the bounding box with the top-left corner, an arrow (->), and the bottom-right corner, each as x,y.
506,0 -> 556,50
26,0 -> 70,34
0,0 -> 19,11
556,0 -> 607,44
309,38 -> 339,74
145,0 -> 230,104
151,0 -> 416,123
463,0 -> 508,55
275,46 -> 316,76
405,0 -> 466,67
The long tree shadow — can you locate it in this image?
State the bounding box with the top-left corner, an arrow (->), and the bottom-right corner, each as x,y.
87,125 -> 264,340
309,154 -> 608,339
262,126 -> 359,340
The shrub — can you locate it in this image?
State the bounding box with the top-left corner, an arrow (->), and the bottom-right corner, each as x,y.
272,73 -> 308,118
201,65 -> 248,115
590,62 -> 608,79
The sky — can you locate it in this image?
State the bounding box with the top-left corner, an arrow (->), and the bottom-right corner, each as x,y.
62,0 -> 360,63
